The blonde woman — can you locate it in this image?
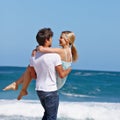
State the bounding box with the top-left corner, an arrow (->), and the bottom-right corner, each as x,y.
3,31 -> 78,100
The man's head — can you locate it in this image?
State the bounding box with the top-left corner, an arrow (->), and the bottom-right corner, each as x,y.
36,28 -> 53,47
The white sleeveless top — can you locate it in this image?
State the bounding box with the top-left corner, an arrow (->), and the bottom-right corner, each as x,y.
56,49 -> 72,89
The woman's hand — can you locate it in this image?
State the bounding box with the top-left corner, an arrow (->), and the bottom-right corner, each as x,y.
31,49 -> 37,57
37,46 -> 44,52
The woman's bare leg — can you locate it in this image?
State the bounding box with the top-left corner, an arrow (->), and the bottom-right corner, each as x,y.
2,65 -> 33,91
17,66 -> 36,100
3,72 -> 25,91
3,65 -> 36,100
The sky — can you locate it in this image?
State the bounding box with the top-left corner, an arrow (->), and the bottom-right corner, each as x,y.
0,0 -> 120,72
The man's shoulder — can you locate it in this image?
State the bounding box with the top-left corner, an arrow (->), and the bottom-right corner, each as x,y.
45,53 -> 59,56
44,53 -> 61,60
36,52 -> 58,56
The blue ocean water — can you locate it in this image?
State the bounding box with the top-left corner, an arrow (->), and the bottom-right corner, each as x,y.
0,66 -> 120,120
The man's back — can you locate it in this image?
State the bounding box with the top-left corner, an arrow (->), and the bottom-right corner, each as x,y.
30,52 -> 62,92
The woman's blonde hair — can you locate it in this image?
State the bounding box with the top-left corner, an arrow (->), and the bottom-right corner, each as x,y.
62,31 -> 78,62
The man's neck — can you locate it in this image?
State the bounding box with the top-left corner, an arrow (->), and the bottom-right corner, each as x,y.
43,45 -> 51,48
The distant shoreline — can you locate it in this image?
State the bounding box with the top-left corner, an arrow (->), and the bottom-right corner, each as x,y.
0,66 -> 120,73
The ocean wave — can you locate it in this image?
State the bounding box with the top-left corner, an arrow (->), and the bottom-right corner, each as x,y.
0,100 -> 120,120
73,71 -> 120,77
73,72 -> 93,76
0,71 -> 14,74
61,92 -> 96,98
96,72 -> 120,76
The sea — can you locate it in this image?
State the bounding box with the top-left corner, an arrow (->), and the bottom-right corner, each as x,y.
0,66 -> 120,120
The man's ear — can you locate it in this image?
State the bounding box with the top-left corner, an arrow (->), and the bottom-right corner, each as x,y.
45,39 -> 48,44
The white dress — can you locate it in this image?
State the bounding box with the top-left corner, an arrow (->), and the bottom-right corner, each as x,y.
56,49 -> 72,89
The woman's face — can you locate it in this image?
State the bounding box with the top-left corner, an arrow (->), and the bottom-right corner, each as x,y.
59,34 -> 67,46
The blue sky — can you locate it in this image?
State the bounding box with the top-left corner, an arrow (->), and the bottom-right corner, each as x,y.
0,0 -> 120,71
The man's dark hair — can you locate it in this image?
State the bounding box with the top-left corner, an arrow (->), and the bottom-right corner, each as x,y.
36,28 -> 53,46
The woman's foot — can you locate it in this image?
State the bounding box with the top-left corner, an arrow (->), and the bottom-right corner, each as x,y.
17,90 -> 28,100
3,82 -> 18,91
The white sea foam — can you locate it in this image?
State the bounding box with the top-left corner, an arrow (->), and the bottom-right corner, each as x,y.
73,71 -> 119,77
61,92 -> 96,98
0,99 -> 120,120
74,72 -> 94,76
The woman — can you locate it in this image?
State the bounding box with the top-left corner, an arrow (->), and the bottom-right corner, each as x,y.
3,31 -> 78,100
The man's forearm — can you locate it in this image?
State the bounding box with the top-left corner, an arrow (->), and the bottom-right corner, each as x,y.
56,65 -> 71,78
60,67 -> 71,78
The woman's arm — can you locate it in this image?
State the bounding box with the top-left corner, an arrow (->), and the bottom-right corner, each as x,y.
37,46 -> 63,54
31,49 -> 37,57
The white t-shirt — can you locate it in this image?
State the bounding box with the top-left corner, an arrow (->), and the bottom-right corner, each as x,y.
30,52 -> 62,92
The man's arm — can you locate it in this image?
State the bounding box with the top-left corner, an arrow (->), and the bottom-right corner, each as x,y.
29,49 -> 37,79
55,65 -> 71,79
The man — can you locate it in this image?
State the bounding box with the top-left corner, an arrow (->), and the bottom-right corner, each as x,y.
30,28 -> 71,120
